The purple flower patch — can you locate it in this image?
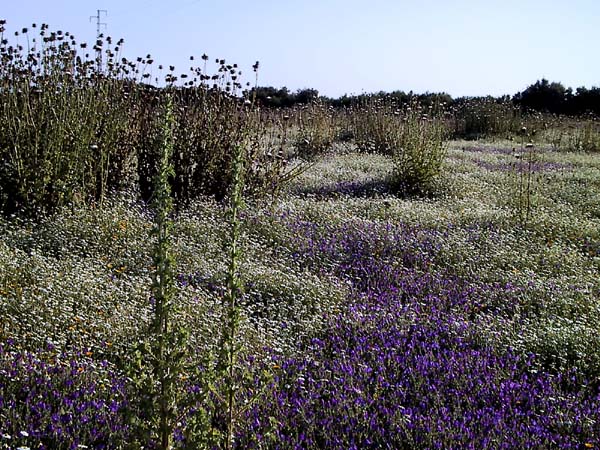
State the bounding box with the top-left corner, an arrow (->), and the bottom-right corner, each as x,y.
0,343 -> 131,449
237,216 -> 600,448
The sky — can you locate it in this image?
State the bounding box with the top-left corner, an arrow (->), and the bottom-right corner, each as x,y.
2,0 -> 599,98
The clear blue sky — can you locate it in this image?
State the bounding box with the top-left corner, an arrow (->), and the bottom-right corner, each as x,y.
2,0 -> 599,98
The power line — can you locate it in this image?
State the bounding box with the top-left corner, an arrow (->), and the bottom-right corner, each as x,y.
90,9 -> 107,71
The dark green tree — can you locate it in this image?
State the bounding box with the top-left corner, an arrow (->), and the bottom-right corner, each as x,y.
513,79 -> 571,114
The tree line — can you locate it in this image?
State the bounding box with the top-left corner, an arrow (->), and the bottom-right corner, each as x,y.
250,79 -> 600,116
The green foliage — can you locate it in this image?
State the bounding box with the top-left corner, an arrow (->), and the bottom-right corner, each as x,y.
294,102 -> 337,160
571,86 -> 600,115
564,120 -> 600,152
3,131 -> 600,445
217,139 -> 246,450
514,79 -> 571,114
4,17 -> 600,450
0,25 -> 303,217
170,87 -> 247,203
452,97 -> 521,140
250,85 -> 294,107
249,86 -> 319,108
513,80 -> 600,116
350,98 -> 448,193
127,95 -> 189,449
294,88 -> 320,105
0,38 -> 135,214
390,103 -> 449,194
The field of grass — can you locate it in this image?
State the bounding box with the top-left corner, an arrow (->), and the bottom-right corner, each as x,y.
2,134 -> 600,448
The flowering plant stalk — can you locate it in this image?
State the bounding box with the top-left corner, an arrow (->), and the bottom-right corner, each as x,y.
216,137 -> 246,450
129,94 -> 189,449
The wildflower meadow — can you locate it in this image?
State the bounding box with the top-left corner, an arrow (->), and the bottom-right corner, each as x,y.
1,20 -> 600,449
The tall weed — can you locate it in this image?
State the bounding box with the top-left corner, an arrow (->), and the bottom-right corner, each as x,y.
351,97 -> 448,193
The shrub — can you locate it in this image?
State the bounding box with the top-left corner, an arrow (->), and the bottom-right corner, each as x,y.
294,102 -> 338,160
0,29 -> 136,214
350,98 -> 448,193
451,97 -> 521,140
566,119 -> 600,152
390,102 -> 449,193
351,97 -> 402,155
0,23 -> 301,216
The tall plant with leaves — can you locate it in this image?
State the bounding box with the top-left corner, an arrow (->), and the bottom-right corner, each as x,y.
294,101 -> 337,160
351,96 -> 402,155
351,97 -> 448,193
0,24 -> 135,215
391,102 -> 449,194
214,136 -> 246,450
129,94 -> 189,449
